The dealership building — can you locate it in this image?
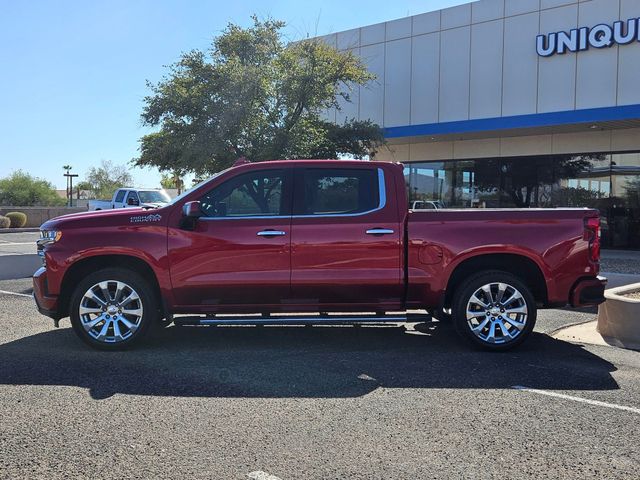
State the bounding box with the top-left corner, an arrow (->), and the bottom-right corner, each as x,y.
319,0 -> 640,249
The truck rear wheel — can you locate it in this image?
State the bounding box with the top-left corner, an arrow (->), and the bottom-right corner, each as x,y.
69,268 -> 158,350
451,271 -> 536,351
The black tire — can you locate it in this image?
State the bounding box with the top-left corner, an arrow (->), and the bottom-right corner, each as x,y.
452,270 -> 536,351
70,268 -> 159,350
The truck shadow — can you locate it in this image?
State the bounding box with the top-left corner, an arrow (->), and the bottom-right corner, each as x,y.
0,322 -> 619,400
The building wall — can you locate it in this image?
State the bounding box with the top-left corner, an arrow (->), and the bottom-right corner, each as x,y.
374,127 -> 640,162
0,207 -> 86,228
319,0 -> 640,129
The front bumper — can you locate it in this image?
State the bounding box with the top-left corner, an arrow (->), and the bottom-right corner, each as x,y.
33,267 -> 61,320
570,275 -> 607,308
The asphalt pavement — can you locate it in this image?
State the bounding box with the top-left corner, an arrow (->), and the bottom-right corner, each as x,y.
1,277 -> 639,479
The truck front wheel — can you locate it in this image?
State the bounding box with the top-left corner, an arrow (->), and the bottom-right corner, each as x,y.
69,268 -> 158,350
451,271 -> 536,351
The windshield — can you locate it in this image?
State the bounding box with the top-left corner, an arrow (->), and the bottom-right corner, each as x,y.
168,169 -> 230,205
138,190 -> 171,204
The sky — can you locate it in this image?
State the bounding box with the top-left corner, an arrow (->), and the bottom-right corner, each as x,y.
0,0 -> 468,190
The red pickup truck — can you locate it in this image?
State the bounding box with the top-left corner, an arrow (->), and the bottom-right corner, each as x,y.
34,160 -> 606,351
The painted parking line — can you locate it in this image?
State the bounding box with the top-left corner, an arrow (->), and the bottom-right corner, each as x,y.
513,385 -> 640,415
0,289 -> 32,298
247,471 -> 283,480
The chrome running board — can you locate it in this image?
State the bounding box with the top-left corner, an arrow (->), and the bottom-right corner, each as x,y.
173,312 -> 431,327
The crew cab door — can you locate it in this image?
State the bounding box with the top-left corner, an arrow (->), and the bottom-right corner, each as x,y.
168,168 -> 293,307
290,166 -> 403,308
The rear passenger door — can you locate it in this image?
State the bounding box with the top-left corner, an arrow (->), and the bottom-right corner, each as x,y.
290,166 -> 403,308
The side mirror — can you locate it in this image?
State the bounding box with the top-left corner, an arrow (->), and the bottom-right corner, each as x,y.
182,201 -> 202,218
127,197 -> 139,206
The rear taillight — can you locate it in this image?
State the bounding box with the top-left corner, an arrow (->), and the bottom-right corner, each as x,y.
584,216 -> 601,262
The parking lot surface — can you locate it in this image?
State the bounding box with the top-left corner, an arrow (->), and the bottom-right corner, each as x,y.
0,231 -> 39,256
1,278 -> 639,479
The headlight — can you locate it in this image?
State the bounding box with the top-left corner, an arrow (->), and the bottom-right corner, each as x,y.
40,230 -> 63,243
37,230 -> 62,265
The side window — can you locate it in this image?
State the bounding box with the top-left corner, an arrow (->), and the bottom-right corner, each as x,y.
114,190 -> 126,203
200,170 -> 285,218
127,191 -> 139,204
300,168 -> 380,215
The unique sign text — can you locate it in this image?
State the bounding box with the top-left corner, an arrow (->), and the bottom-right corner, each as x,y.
537,18 -> 639,57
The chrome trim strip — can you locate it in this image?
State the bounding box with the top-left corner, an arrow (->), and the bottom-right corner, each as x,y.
199,168 -> 387,221
199,215 -> 287,220
366,228 -> 395,235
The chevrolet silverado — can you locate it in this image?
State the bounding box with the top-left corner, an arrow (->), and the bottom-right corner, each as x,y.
34,160 -> 606,351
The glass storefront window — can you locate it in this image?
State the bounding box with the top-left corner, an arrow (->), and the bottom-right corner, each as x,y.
404,152 -> 640,249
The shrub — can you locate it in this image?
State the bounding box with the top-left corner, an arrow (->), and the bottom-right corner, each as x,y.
6,212 -> 27,228
0,216 -> 10,229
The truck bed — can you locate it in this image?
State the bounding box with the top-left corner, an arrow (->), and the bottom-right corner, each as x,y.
406,207 -> 599,308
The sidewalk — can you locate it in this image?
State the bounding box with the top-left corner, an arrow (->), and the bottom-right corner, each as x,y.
555,249 -> 640,351
0,231 -> 40,280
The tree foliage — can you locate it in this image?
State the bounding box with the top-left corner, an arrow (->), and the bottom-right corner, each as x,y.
134,17 -> 385,176
0,171 -> 65,206
83,160 -> 133,199
160,172 -> 184,192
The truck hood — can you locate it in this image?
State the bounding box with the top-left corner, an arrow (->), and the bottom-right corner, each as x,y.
140,202 -> 168,209
40,206 -> 170,231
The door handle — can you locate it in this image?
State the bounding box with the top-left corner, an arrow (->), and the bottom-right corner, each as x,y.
257,230 -> 287,237
366,228 -> 395,235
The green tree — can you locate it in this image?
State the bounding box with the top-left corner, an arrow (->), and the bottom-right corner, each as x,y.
0,171 -> 65,206
83,160 -> 133,199
160,171 -> 184,193
134,17 -> 385,176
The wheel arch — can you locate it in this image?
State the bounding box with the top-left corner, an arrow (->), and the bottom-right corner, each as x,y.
444,253 -> 548,308
58,254 -> 163,318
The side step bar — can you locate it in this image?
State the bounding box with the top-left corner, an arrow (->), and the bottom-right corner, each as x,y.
173,312 -> 431,327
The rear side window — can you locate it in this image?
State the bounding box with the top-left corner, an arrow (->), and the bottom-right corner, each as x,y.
114,190 -> 126,203
299,168 -> 380,216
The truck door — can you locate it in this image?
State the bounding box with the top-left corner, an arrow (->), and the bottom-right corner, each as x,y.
113,189 -> 126,208
290,166 -> 403,308
168,168 -> 293,307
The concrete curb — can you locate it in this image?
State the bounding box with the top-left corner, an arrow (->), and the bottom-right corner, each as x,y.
0,254 -> 40,280
552,320 -> 640,351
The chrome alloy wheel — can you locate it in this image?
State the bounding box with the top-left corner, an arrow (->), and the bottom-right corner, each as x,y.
465,282 -> 528,345
78,281 -> 143,343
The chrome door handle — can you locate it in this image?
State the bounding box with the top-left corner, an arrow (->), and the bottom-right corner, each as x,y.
366,228 -> 395,235
257,230 -> 286,237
